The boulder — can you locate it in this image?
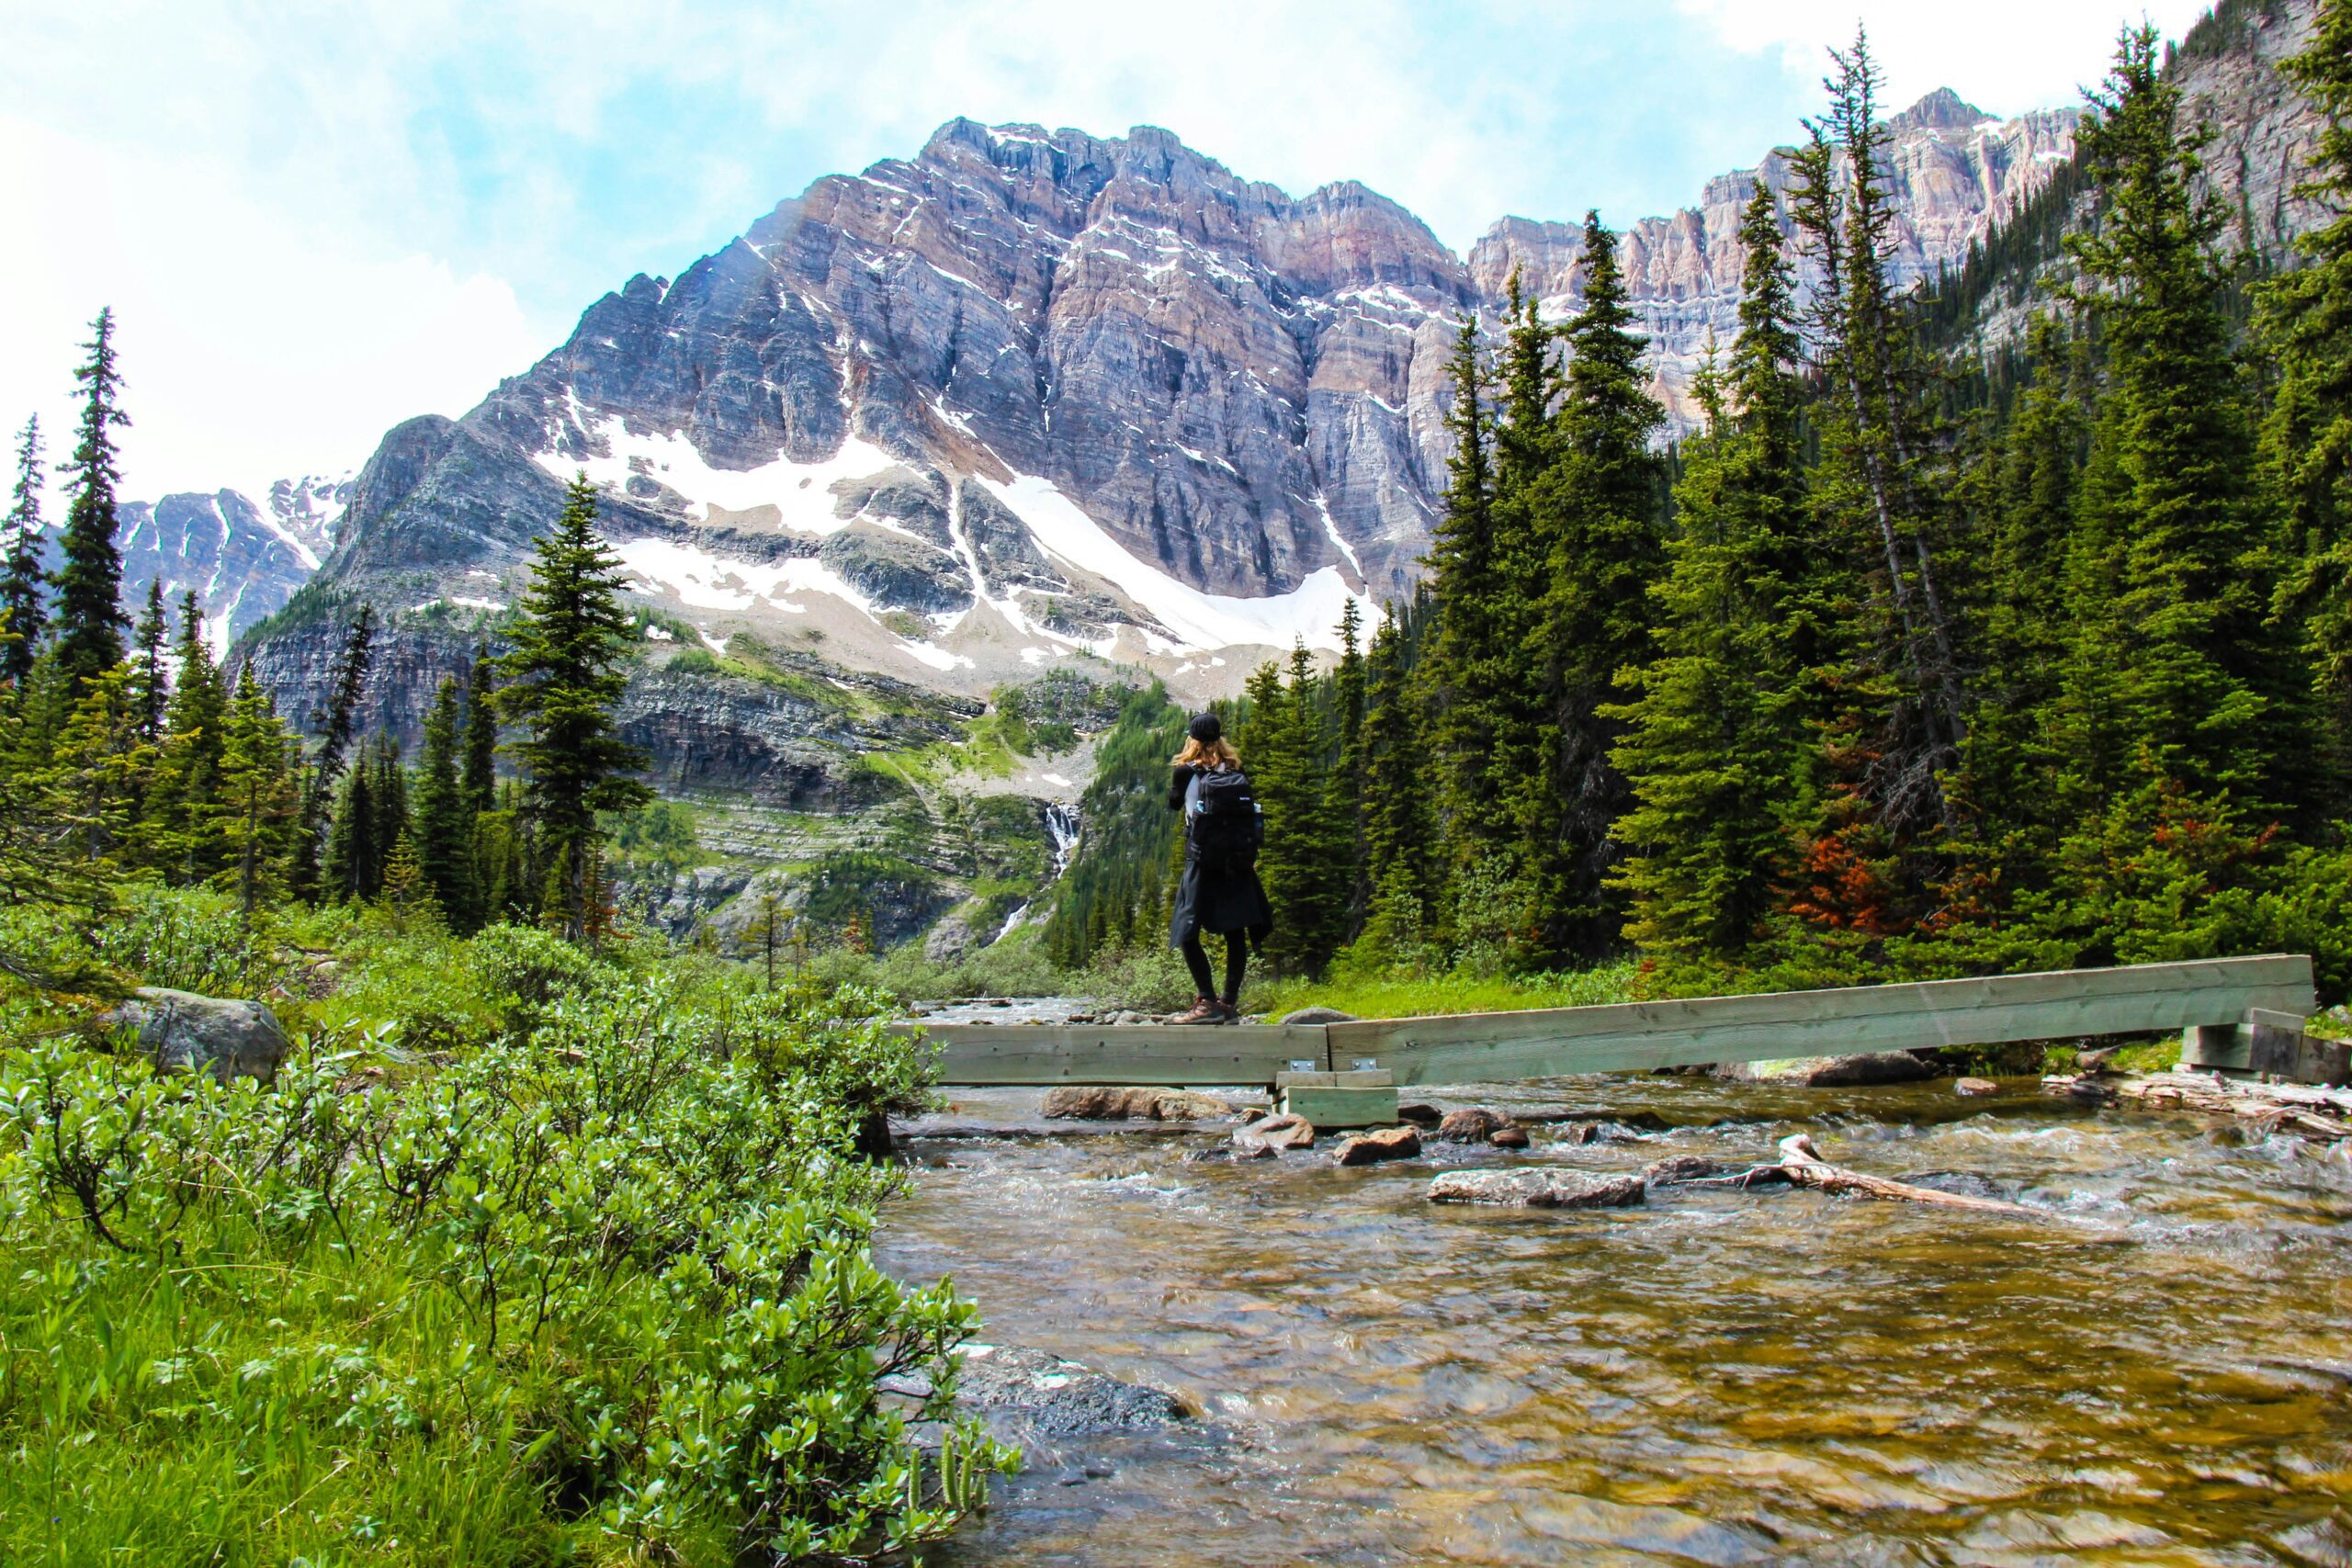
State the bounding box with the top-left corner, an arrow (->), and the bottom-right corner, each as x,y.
1955,1077 -> 2000,1097
1428,1168 -> 1648,1209
1278,1006 -> 1360,1026
1436,1107 -> 1514,1143
1041,1086 -> 1235,1122
1639,1154 -> 1728,1185
923,911 -> 978,964
956,1345 -> 1187,1438
1711,1052 -> 1938,1087
104,987 -> 290,1083
1487,1125 -> 1531,1150
1332,1126 -> 1421,1166
1233,1112 -> 1317,1154
1396,1102 -> 1442,1128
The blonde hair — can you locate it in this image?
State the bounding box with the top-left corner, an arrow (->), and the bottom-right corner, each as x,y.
1173,735 -> 1239,770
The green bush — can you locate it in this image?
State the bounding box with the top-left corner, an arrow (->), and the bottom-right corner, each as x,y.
0,951 -> 1011,1564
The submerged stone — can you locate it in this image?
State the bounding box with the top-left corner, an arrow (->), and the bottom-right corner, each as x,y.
1429,1168 -> 1648,1208
1333,1126 -> 1422,1166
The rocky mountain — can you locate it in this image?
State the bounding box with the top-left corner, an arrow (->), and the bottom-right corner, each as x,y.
36,473 -> 348,649
249,87 -> 2136,715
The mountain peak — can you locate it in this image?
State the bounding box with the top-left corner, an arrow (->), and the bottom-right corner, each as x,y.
1889,87 -> 1995,135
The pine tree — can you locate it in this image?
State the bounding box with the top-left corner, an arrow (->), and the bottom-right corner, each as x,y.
322,761 -> 379,902
412,673 -> 481,931
291,604 -> 375,902
129,580 -> 169,743
212,664 -> 300,929
368,735 -> 410,875
1332,598 -> 1371,927
1,417 -> 49,689
1240,649 -> 1351,977
137,592 -> 228,881
1423,313 -> 1517,899
2061,22 -> 2285,811
1520,210 -> 1668,963
1610,186 -> 1818,965
1354,608 -> 1439,969
53,310 -> 131,690
462,640 -> 497,812
2260,0 -> 2352,803
496,473 -> 651,940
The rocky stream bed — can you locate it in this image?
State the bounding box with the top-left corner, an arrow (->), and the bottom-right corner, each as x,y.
882,1074 -> 2352,1566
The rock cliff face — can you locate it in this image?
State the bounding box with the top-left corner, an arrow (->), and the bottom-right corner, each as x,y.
71,474 -> 346,648
238,0 -> 2327,732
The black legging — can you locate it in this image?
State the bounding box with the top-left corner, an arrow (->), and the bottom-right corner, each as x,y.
1181,931 -> 1248,1006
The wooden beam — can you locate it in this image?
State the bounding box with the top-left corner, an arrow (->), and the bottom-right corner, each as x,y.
907,1023 -> 1328,1086
1322,955 -> 2316,1087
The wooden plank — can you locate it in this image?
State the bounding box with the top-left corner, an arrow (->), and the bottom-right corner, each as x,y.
1324,955 -> 2315,1088
905,1023 -> 1327,1086
1282,1085 -> 1399,1128
1275,1069 -> 1394,1089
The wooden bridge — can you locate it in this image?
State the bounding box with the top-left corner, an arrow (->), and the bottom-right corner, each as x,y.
907,954 -> 2335,1088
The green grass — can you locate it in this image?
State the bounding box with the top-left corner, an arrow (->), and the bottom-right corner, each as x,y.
0,890 -> 1012,1565
1250,962 -> 1642,1021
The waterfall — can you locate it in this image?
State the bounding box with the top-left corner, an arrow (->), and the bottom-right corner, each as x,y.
1045,804 -> 1080,879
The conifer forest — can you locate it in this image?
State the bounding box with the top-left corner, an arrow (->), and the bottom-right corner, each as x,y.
4,6 -> 2352,1565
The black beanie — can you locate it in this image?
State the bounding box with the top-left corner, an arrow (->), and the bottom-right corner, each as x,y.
1187,712 -> 1223,744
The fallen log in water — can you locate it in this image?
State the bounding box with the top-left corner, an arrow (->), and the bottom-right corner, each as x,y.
2064,1069 -> 2352,1141
1772,1134 -> 2041,1216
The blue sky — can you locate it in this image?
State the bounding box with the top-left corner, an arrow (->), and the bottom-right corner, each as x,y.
0,0 -> 2211,503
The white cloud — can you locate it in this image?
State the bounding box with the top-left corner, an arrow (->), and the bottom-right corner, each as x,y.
1666,0 -> 2218,118
0,114 -> 549,507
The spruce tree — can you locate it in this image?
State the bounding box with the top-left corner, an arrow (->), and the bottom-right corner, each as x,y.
129,580 -> 169,743
1239,650 -> 1351,978
2062,23 -> 2284,811
462,640 -> 497,812
496,473 -> 651,940
2260,0 -> 2352,803
322,761 -> 379,901
213,664 -> 300,928
1611,187 -> 1817,964
1520,210 -> 1667,963
1,417 -> 49,689
137,592 -> 228,881
53,310 -> 131,689
1357,609 -> 1439,967
291,604 -> 375,901
412,673 -> 480,931
1332,598 -> 1370,926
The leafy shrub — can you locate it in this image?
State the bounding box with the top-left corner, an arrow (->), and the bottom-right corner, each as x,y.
0,963 -> 1010,1564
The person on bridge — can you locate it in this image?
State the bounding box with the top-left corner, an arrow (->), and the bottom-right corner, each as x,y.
1166,711 -> 1272,1025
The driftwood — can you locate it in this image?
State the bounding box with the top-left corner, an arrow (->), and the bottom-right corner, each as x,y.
1772,1134 -> 2041,1216
1647,1137 -> 2040,1216
2085,1070 -> 2352,1142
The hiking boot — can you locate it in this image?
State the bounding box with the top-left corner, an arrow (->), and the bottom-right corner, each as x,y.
1169,997 -> 1222,1026
1216,999 -> 1244,1025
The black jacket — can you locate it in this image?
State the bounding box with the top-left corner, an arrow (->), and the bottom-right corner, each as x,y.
1165,763 -> 1273,947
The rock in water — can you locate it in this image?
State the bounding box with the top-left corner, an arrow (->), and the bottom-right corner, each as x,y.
104,987 -> 290,1083
1278,1006 -> 1360,1025
1233,1112 -> 1316,1154
1396,1102 -> 1442,1127
1436,1107 -> 1515,1143
1488,1125 -> 1531,1150
1429,1168 -> 1648,1209
1712,1053 -> 1938,1087
956,1346 -> 1187,1438
1955,1077 -> 2000,1097
1042,1086 -> 1235,1121
1333,1126 -> 1421,1166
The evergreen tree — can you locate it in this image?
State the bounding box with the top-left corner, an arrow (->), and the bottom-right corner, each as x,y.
1519,209 -> 1667,962
462,640 -> 497,812
1,417 -> 49,689
322,761 -> 379,901
368,735 -> 411,875
1356,606 -> 1439,967
2060,23 -> 2286,813
1423,313 -> 1516,898
52,310 -> 131,689
412,673 -> 481,931
1332,598 -> 1370,925
1240,649 -> 1351,977
2259,0 -> 2352,802
291,604 -> 375,902
496,473 -> 651,940
1611,187 -> 1818,964
137,592 -> 227,881
213,665 -> 300,928
129,580 -> 169,743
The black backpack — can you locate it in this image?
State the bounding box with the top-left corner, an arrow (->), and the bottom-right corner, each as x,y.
1188,768 -> 1264,867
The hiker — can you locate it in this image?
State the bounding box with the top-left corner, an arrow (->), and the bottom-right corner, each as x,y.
1166,711 -> 1272,1025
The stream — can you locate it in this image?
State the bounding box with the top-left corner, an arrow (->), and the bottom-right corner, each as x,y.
876,1076 -> 2352,1565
